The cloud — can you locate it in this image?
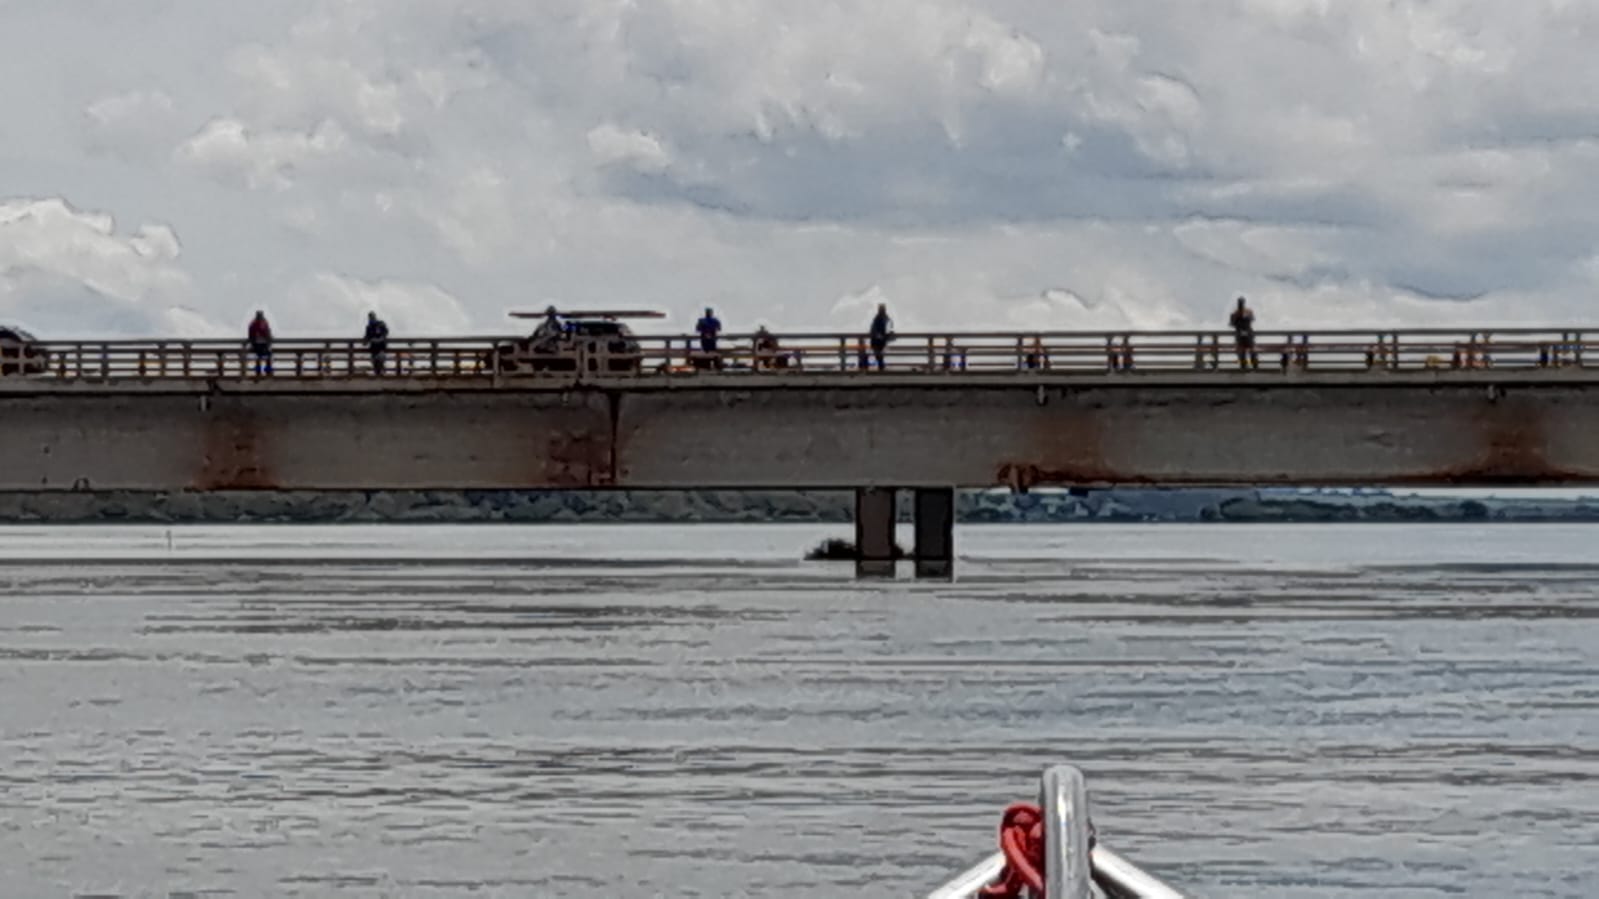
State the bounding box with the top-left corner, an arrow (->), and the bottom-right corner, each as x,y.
587,124 -> 673,174
0,198 -> 204,337
176,117 -> 356,191
82,90 -> 182,161
0,0 -> 1592,342
277,273 -> 473,335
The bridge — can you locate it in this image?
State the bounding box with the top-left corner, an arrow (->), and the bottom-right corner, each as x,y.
3,326 -> 1598,576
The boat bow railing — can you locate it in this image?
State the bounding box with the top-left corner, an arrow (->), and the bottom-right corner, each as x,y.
927,765 -> 1186,899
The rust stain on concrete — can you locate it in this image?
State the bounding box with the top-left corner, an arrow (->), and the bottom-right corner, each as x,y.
1402,396 -> 1578,485
531,392 -> 616,487
996,392 -> 1132,490
195,409 -> 275,489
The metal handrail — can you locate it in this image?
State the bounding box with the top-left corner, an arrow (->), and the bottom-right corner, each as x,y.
5,326 -> 1596,381
928,764 -> 1185,899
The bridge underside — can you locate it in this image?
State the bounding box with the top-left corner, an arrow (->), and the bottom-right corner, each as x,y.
4,374 -> 1599,492
6,373 -> 1599,578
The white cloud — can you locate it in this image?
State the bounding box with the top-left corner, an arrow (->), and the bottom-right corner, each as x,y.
176,117 -> 354,191
82,90 -> 181,160
278,273 -> 473,335
587,124 -> 672,173
0,0 -> 1594,341
0,198 -> 202,337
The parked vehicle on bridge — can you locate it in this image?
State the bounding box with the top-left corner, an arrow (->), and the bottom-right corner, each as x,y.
488,309 -> 663,374
0,325 -> 48,376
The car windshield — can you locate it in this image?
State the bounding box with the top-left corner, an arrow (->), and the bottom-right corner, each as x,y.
0,326 -> 38,342
571,321 -> 626,336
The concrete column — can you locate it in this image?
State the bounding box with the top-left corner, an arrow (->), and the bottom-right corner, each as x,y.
913,487 -> 955,579
854,487 -> 897,578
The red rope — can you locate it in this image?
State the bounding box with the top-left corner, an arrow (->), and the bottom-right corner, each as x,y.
978,802 -> 1046,898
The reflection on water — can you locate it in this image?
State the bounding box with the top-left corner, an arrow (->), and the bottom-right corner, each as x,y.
1,524 -> 1596,897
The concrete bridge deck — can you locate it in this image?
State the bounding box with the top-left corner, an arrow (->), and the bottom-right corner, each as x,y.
5,326 -> 1599,576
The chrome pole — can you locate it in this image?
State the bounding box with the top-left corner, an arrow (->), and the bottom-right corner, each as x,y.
1041,765 -> 1095,899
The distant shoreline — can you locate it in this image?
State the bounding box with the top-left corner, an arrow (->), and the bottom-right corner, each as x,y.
2,488 -> 1597,525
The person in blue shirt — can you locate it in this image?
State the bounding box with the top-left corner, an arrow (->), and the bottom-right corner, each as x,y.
868,303 -> 893,370
696,307 -> 722,353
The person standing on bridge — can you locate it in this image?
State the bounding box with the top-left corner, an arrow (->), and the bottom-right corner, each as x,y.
868,303 -> 894,370
247,310 -> 273,376
1229,296 -> 1258,370
530,305 -> 565,352
696,307 -> 722,354
364,311 -> 390,375
752,325 -> 780,369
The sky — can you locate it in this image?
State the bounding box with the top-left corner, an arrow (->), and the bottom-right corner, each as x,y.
2,0 -> 1597,339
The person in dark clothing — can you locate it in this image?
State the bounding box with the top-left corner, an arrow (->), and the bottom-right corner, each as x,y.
364,311 -> 390,375
696,307 -> 722,353
752,325 -> 780,368
530,305 -> 566,351
1228,296 -> 1257,370
247,310 -> 273,375
868,303 -> 893,370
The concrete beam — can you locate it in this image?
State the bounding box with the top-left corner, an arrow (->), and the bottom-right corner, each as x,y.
4,374 -> 1599,491
0,391 -> 615,491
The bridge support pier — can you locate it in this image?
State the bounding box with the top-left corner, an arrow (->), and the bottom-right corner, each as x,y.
853,486 -> 956,579
913,487 -> 955,580
854,487 -> 897,579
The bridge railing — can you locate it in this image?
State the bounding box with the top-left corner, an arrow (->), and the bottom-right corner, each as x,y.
16,337 -> 501,380
8,327 -> 1595,380
609,327 -> 1595,375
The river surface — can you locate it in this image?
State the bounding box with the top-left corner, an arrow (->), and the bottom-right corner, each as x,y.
1,523 -> 1595,898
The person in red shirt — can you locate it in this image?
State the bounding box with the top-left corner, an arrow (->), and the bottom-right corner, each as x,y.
247,311 -> 273,375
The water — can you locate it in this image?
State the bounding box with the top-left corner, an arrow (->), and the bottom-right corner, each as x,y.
1,523 -> 1595,897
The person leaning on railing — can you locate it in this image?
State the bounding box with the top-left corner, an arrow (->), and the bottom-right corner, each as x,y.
247,310 -> 273,375
868,303 -> 893,370
1229,296 -> 1258,370
1023,335 -> 1048,370
364,311 -> 390,375
752,325 -> 782,369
